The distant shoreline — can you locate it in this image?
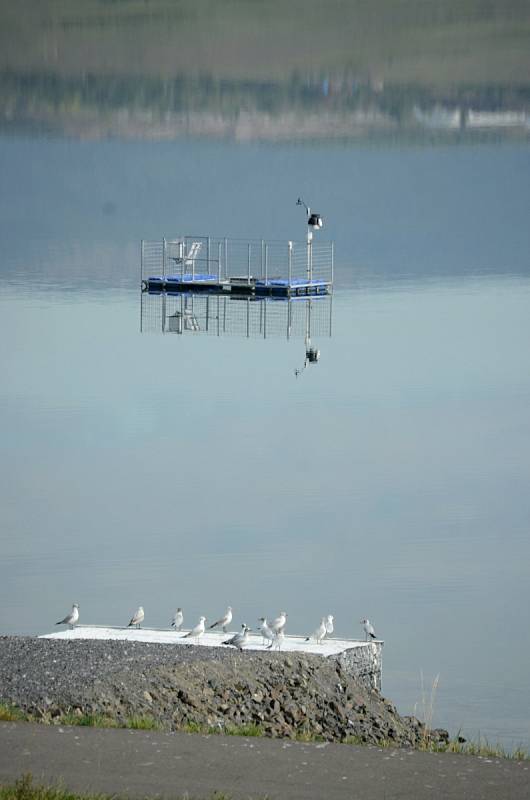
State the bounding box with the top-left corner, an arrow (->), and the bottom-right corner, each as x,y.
1,69 -> 528,143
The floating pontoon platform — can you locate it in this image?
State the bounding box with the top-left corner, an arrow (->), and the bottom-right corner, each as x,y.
142,275 -> 330,298
140,236 -> 334,299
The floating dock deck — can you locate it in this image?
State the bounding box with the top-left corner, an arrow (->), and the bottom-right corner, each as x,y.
41,626 -> 383,689
141,236 -> 334,299
143,275 -> 330,298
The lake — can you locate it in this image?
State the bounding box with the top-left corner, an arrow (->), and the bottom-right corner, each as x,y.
1,0 -> 530,752
1,134 -> 529,750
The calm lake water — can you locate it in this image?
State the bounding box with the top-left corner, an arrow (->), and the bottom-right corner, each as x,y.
1,135 -> 529,750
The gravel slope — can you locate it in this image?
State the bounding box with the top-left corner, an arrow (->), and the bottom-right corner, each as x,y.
0,636 -> 447,747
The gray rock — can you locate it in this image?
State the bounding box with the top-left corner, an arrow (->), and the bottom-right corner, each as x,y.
0,636 -> 445,748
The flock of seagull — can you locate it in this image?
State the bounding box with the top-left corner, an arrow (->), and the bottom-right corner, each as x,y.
56,603 -> 378,651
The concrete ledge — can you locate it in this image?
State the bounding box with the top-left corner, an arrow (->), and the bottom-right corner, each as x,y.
41,625 -> 383,690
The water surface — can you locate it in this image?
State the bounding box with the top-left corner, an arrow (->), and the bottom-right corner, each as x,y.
1,135 -> 529,750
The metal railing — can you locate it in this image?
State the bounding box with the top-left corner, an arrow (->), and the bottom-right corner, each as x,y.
141,235 -> 333,286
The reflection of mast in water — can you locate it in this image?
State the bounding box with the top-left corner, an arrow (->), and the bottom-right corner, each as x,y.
294,297 -> 325,378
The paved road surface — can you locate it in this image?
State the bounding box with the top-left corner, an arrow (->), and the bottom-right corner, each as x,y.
1,722 -> 529,799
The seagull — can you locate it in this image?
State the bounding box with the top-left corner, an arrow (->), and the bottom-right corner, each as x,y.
56,603 -> 79,630
128,606 -> 144,628
270,611 -> 287,634
171,608 -> 184,631
258,617 -> 275,647
269,629 -> 285,651
183,616 -> 206,643
325,614 -> 334,636
306,617 -> 327,644
209,606 -> 233,633
361,618 -> 377,641
222,624 -> 251,651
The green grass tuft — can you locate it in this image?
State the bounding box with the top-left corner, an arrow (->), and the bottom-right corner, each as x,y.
225,722 -> 264,737
0,703 -> 27,722
419,736 -> 529,760
293,728 -> 325,743
0,774 -> 103,800
57,712 -> 163,732
124,715 -> 162,731
179,720 -> 260,737
58,714 -> 118,729
342,734 -> 364,746
0,774 -> 242,800
181,720 -> 205,734
413,673 -> 529,761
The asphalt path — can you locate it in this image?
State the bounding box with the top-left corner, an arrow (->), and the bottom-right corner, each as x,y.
1,722 -> 529,800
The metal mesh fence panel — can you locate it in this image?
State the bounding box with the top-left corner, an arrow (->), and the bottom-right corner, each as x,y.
141,237 -> 333,286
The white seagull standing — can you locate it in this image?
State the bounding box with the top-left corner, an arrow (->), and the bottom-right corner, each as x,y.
183,616 -> 206,643
306,617 -> 327,644
209,606 -> 233,633
270,611 -> 287,635
361,618 -> 377,641
56,603 -> 79,630
171,608 -> 184,631
258,617 -> 275,647
325,614 -> 334,636
128,606 -> 144,628
222,624 -> 251,651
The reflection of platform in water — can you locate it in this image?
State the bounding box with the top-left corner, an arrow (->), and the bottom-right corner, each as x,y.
141,292 -> 332,340
141,236 -> 333,297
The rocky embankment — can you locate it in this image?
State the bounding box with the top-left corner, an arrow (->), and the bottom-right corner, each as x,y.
0,637 -> 448,747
